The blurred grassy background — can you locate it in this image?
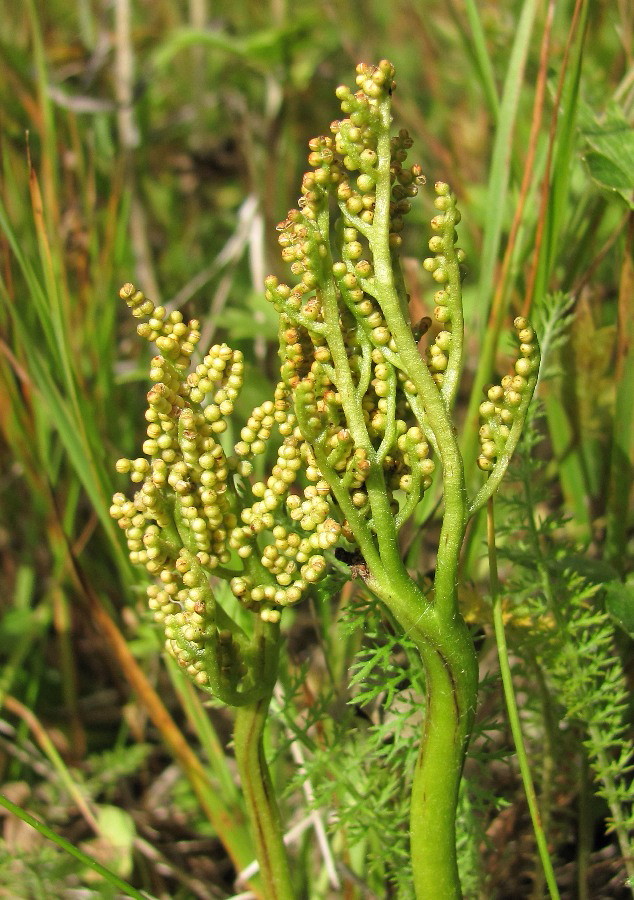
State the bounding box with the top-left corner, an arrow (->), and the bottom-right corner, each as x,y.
0,0 -> 632,897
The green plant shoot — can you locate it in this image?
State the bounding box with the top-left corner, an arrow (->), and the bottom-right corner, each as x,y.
111,60 -> 539,899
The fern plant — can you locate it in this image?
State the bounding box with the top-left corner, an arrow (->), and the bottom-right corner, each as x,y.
111,60 -> 539,898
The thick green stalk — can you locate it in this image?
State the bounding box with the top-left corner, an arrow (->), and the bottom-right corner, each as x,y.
368,567 -> 478,899
233,691 -> 294,900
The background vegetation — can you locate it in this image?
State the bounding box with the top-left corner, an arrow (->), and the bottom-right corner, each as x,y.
0,0 -> 632,897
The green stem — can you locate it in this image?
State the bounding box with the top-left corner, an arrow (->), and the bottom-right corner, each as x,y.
368,570 -> 478,899
487,498 -> 560,900
233,691 -> 294,900
231,618 -> 292,899
577,752 -> 591,900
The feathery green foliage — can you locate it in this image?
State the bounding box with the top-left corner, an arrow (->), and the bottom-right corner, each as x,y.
497,410 -> 634,889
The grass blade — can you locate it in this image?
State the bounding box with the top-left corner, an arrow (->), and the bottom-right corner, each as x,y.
0,793 -> 151,900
